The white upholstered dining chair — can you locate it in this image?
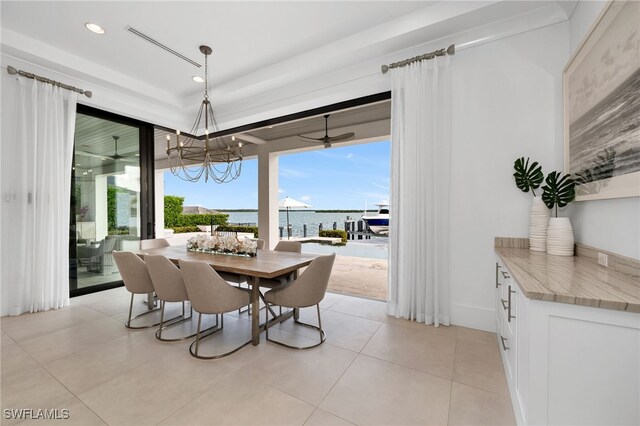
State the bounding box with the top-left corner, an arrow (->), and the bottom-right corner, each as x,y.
113,251 -> 162,329
145,255 -> 207,342
264,253 -> 336,349
179,259 -> 252,359
140,238 -> 170,251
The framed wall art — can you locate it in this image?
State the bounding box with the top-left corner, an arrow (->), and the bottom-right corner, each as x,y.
563,0 -> 640,201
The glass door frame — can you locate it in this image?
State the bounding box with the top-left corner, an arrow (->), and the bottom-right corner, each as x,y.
70,104 -> 155,297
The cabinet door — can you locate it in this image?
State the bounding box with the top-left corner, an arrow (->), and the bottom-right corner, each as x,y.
495,263 -> 504,328
546,312 -> 640,425
516,290 -> 529,423
502,313 -> 517,384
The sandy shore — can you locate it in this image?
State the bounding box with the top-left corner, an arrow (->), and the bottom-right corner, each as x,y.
328,255 -> 387,301
166,232 -> 387,301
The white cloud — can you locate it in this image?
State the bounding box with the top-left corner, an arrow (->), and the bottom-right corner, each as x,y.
300,195 -> 312,201
278,188 -> 285,193
372,182 -> 389,190
280,168 -> 307,178
346,153 -> 353,159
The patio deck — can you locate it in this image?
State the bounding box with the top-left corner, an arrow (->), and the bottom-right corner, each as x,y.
165,232 -> 387,301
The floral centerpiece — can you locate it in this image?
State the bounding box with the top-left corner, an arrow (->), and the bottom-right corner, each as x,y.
187,234 -> 258,257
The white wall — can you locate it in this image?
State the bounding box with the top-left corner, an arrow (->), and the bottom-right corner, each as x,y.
0,53 -> 188,131
565,1 -> 640,260
448,22 -> 569,331
5,3 -> 627,331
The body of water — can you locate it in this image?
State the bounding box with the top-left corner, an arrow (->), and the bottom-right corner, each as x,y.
302,241 -> 388,259
223,210 -> 388,259
225,211 -> 368,237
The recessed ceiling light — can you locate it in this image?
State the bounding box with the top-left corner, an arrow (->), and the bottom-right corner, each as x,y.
85,22 -> 106,35
192,76 -> 205,83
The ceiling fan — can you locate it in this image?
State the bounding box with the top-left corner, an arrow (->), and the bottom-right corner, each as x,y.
76,136 -> 138,163
297,114 -> 355,148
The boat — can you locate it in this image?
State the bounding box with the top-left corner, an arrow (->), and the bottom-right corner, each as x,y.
362,202 -> 389,234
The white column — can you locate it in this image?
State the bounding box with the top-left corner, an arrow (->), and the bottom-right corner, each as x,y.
258,148 -> 279,249
95,175 -> 108,240
154,169 -> 165,238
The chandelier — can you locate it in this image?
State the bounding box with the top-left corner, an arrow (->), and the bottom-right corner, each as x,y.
166,45 -> 242,183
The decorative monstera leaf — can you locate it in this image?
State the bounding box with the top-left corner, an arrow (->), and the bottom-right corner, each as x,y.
513,157 -> 544,196
542,171 -> 575,216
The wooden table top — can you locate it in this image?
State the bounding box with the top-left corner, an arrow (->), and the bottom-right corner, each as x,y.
138,245 -> 318,279
496,247 -> 640,313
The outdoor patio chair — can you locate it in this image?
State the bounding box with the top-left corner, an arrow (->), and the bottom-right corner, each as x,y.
78,237 -> 116,274
77,239 -> 104,272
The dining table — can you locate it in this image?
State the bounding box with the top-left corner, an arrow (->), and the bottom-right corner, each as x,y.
138,244 -> 318,345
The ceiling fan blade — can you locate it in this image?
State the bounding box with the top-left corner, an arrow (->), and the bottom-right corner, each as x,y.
298,113 -> 356,146
327,132 -> 355,142
76,150 -> 138,163
297,134 -> 325,142
76,150 -> 115,160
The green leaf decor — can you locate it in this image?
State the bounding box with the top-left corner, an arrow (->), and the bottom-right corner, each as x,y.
541,171 -> 576,217
513,157 -> 544,196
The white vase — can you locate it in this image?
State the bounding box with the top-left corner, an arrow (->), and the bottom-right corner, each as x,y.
547,217 -> 575,256
529,196 -> 550,252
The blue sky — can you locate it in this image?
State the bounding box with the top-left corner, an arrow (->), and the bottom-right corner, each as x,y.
164,140 -> 390,210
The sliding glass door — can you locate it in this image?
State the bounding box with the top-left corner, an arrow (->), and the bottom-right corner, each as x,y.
69,106 -> 154,296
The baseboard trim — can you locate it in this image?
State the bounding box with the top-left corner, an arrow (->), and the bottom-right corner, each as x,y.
450,303 -> 496,332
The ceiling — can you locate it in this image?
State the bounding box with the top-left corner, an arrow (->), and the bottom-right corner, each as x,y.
1,1 -> 572,115
1,1 -> 433,100
2,0 -> 573,157
246,101 -> 391,141
75,113 -> 139,168
153,99 -> 391,160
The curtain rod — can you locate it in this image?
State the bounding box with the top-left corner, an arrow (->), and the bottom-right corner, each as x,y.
6,65 -> 92,98
381,44 -> 455,74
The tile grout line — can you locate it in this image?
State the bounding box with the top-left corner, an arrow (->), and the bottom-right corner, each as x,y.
325,306 -> 386,323
451,335 -> 513,398
33,363 -> 110,426
447,337 -> 460,425
310,314 -> 386,422
358,321 -> 460,383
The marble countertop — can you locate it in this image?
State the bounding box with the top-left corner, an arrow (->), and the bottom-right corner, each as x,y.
495,247 -> 640,313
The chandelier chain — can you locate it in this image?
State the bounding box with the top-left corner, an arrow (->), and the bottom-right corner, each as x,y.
204,51 -> 209,100
165,45 -> 242,183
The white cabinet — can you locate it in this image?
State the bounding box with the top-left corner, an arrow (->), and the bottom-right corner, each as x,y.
495,258 -> 525,423
494,254 -> 640,425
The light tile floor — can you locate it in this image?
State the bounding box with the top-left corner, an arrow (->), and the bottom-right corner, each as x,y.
1,287 -> 515,425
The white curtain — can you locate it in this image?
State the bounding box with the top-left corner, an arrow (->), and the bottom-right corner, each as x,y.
387,55 -> 452,326
1,78 -> 77,315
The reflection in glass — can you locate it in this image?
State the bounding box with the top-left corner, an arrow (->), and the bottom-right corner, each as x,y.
70,114 -> 141,291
